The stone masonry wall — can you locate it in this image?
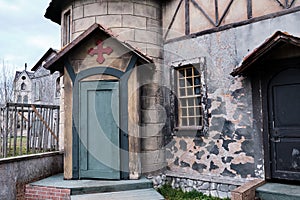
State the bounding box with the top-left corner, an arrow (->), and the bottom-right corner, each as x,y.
163,10 -> 300,183
0,152 -> 63,200
64,0 -> 162,61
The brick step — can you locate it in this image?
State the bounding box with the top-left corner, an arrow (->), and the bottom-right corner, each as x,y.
25,173 -> 155,199
71,188 -> 164,200
256,183 -> 300,200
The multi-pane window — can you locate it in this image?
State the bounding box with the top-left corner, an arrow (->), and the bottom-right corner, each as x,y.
63,10 -> 71,46
177,65 -> 203,128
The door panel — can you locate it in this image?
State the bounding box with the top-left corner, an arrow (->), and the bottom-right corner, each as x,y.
268,68 -> 300,181
79,81 -> 120,179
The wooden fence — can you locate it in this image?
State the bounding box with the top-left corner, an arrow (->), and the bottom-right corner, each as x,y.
0,103 -> 60,158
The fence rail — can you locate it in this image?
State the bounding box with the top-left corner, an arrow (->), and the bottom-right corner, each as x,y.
0,103 -> 60,158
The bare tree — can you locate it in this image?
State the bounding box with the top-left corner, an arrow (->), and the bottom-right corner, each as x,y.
0,60 -> 15,105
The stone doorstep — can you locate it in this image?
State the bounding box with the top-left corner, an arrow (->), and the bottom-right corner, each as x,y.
70,188 -> 164,200
231,179 -> 265,200
256,183 -> 300,199
26,173 -> 153,196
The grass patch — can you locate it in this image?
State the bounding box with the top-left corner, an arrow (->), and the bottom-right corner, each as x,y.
157,184 -> 230,200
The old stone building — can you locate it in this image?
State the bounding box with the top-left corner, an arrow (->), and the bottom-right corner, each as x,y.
43,0 -> 300,198
13,48 -> 61,106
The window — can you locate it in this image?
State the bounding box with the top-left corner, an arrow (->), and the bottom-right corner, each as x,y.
21,83 -> 26,90
23,95 -> 28,104
55,77 -> 60,98
17,95 -> 22,103
34,82 -> 40,101
63,10 -> 71,46
176,65 -> 203,128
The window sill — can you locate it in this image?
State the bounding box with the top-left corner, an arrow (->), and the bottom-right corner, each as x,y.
174,126 -> 203,131
173,126 -> 205,137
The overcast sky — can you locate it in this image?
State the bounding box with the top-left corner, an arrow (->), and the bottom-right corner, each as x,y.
0,0 -> 60,71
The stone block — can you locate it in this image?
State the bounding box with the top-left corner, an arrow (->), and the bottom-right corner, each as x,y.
219,184 -> 229,192
73,6 -> 83,20
84,2 -> 107,17
218,191 -> 229,199
140,123 -> 165,138
147,18 -> 161,33
141,136 -> 164,151
141,109 -> 167,124
210,182 -> 217,190
122,15 -> 147,29
135,29 -> 158,44
96,15 -> 122,28
74,17 -> 96,32
108,2 -> 133,14
110,27 -> 135,41
199,182 -> 210,190
140,149 -> 165,165
187,179 -> 194,187
211,190 -> 218,197
134,3 -> 158,19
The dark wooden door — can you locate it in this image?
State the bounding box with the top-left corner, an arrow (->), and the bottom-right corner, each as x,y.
79,81 -> 120,179
268,68 -> 300,181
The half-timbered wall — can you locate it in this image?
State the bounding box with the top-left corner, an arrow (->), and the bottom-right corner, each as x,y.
163,0 -> 300,41
163,8 -> 300,193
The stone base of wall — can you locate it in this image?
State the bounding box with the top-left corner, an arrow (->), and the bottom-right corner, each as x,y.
25,185 -> 70,200
149,172 -> 256,199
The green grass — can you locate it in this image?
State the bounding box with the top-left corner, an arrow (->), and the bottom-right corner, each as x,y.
157,184 -> 230,200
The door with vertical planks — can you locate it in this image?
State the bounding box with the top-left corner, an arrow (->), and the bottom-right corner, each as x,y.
79,81 -> 120,179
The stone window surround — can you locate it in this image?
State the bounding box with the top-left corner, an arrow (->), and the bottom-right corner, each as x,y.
170,57 -> 209,136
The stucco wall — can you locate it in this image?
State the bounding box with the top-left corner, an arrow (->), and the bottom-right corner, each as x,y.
163,11 -> 300,181
0,152 -> 63,200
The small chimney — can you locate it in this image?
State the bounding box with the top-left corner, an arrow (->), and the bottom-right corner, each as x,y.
25,63 -> 27,71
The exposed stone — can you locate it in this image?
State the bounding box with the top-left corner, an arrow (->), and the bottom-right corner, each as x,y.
221,168 -> 236,177
193,138 -> 206,147
229,185 -> 237,191
209,145 -> 219,155
222,139 -> 235,151
221,156 -> 234,164
221,120 -> 235,139
174,157 -> 179,166
199,182 -> 210,190
197,181 -> 203,186
195,150 -> 205,160
187,179 -> 194,187
241,140 -> 255,157
192,162 -> 207,173
210,182 -> 217,190
210,190 -> 218,197
231,162 -> 255,178
218,191 -> 229,199
179,140 -> 187,151
218,184 -> 229,192
209,161 -> 219,171
180,161 -> 190,167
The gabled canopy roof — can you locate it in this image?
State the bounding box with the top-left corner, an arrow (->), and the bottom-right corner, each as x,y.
44,23 -> 153,73
231,31 -> 300,77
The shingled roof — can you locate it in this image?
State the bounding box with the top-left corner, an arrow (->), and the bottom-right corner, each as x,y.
231,31 -> 300,76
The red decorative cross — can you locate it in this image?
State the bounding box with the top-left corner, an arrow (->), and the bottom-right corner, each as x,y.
88,40 -> 113,64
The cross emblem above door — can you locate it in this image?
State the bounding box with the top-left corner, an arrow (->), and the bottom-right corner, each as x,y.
88,40 -> 113,64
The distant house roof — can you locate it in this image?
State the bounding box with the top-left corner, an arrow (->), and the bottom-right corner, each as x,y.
14,70 -> 34,82
231,31 -> 300,76
44,0 -> 62,24
31,48 -> 58,71
44,23 -> 153,73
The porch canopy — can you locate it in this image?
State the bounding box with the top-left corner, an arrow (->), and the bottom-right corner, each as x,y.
44,23 -> 153,73
231,31 -> 300,77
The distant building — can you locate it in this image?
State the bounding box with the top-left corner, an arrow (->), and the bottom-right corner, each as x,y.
13,66 -> 34,104
13,48 -> 61,105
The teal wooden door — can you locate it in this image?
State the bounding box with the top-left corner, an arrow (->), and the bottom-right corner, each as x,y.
79,81 -> 120,179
